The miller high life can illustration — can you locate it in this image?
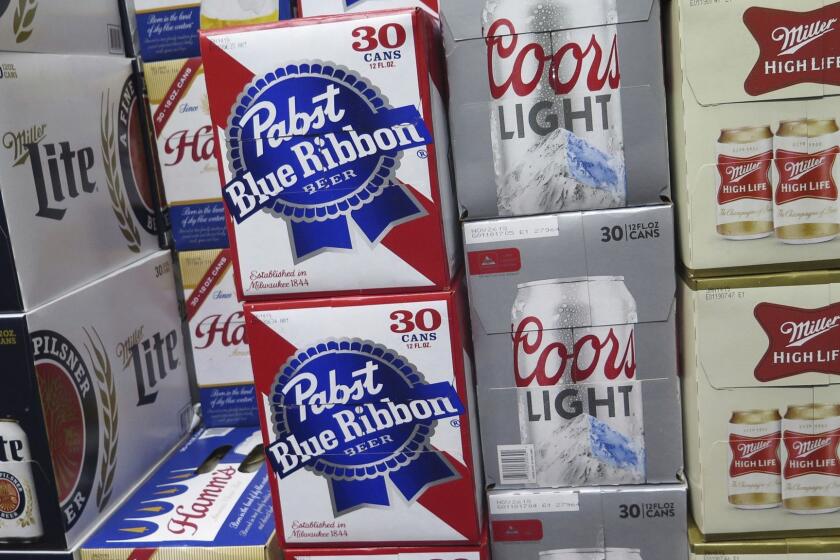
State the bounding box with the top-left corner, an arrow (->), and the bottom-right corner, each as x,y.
0,53 -> 162,312
298,0 -> 439,17
244,285 -> 483,545
441,0 -> 670,219
681,269 -> 840,537
464,204 -> 682,489
199,9 -> 459,301
0,251 -> 193,549
668,0 -> 840,275
81,427 -> 275,560
488,484 -> 687,560
179,249 -> 254,427
0,420 -> 43,543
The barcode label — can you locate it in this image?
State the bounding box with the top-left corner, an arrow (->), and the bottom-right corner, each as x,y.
497,444 -> 536,485
108,24 -> 123,54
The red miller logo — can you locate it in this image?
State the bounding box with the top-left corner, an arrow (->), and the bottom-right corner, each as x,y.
775,147 -> 839,204
754,303 -> 840,382
729,432 -> 781,478
783,429 -> 840,479
744,3 -> 840,96
717,152 -> 773,204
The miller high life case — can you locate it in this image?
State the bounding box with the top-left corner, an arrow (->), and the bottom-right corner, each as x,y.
245,286 -> 483,546
689,520 -> 840,559
0,53 -> 163,312
285,541 -> 487,560
199,8 -> 460,301
441,0 -> 670,220
145,58 -> 228,251
488,484 -> 688,560
682,270 -> 840,538
81,427 -> 276,560
179,249 -> 254,427
0,251 -> 193,551
464,204 -> 682,489
298,0 -> 438,17
668,0 -> 840,276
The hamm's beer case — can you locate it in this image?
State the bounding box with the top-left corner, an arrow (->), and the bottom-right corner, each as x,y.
298,0 -> 438,17
179,249 -> 255,427
668,0 -> 840,276
244,286 -> 484,546
681,270 -> 840,537
441,0 -> 670,220
133,0 -> 293,62
0,53 -> 163,312
199,8 -> 460,301
81,427 -> 276,560
464,204 -> 682,489
144,58 -> 227,251
0,251 -> 193,550
488,484 -> 688,560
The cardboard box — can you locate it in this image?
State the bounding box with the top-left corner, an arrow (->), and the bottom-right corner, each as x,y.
298,0 -> 437,17
285,540 -> 487,560
689,519 -> 840,558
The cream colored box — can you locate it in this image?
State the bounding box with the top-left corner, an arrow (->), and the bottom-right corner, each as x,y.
689,521 -> 840,557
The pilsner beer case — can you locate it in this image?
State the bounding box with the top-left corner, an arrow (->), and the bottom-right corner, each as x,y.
298,0 -> 438,17
488,484 -> 688,560
145,57 -> 228,251
0,53 -> 164,312
244,286 -> 484,546
464,204 -> 682,489
0,251 -> 194,551
133,0 -> 293,62
441,0 -> 670,220
81,427 -> 277,560
179,249 -> 254,427
668,0 -> 840,277
681,270 -> 840,538
199,8 -> 460,301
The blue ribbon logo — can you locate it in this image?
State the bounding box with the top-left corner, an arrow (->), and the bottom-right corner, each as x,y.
267,339 -> 464,515
224,63 -> 432,261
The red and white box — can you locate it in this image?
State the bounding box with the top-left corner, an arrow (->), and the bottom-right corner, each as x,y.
298,0 -> 439,17
245,285 -> 483,546
199,9 -> 459,301
285,541 -> 488,560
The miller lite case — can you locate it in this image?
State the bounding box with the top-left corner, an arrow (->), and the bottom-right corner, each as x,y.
0,53 -> 163,312
245,285 -> 483,546
298,0 -> 438,17
179,249 -> 254,427
145,58 -> 227,251
488,484 -> 688,560
668,0 -> 840,276
441,0 -> 670,220
682,270 -> 840,537
200,8 -> 460,301
81,427 -> 276,560
0,251 -> 193,551
464,204 -> 682,489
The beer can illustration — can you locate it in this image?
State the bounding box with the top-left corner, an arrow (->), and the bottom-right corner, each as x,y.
727,409 -> 782,509
512,276 -> 643,487
715,127 -> 774,240
782,404 -> 840,514
484,0 -> 626,216
0,419 -> 43,543
200,0 -> 279,29
540,549 -> 643,560
773,119 -> 840,244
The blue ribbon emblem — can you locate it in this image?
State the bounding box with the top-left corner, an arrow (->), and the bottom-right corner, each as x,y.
267,340 -> 464,515
224,64 -> 432,261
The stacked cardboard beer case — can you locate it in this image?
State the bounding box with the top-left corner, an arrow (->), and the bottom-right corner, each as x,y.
668,0 -> 840,545
196,5 -> 487,560
439,1 -> 689,559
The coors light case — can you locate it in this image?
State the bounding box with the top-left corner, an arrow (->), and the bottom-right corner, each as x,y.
0,251 -> 193,551
464,204 -> 682,489
441,0 -> 670,219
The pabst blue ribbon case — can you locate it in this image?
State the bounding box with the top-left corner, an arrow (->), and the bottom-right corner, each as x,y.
298,0 -> 438,17
133,1 -> 293,62
285,541 -> 487,560
0,53 -> 163,312
441,0 -> 670,219
81,427 -> 276,560
245,287 -> 483,545
464,204 -> 682,489
0,251 -> 193,551
199,9 -> 460,301
145,58 -> 227,251
488,484 -> 688,560
682,271 -> 840,537
179,249 -> 255,427
668,0 -> 840,276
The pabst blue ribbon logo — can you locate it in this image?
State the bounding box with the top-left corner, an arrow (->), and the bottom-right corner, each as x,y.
266,339 -> 464,514
223,63 -> 432,261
